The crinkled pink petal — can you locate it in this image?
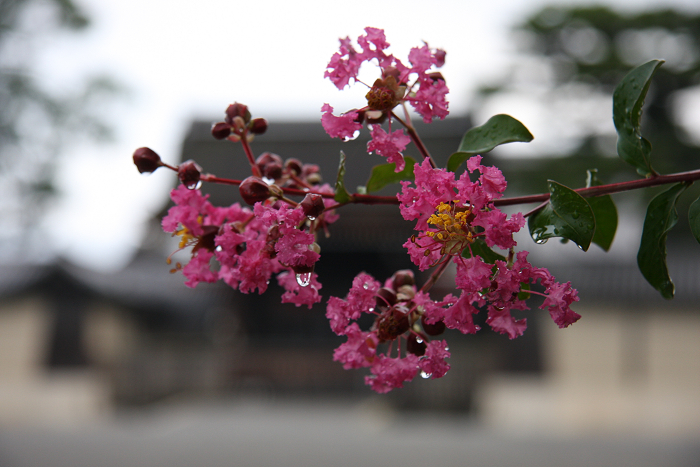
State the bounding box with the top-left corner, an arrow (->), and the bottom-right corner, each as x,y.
367,125 -> 411,172
277,271 -> 322,309
182,250 -> 217,288
486,305 -> 527,339
364,354 -> 419,393
333,323 -> 377,369
419,340 -> 451,379
321,104 -> 361,139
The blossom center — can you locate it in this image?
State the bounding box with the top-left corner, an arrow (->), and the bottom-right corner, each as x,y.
424,202 -> 474,255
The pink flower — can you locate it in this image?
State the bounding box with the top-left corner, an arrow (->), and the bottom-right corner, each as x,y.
277,271 -> 322,309
409,78 -> 449,123
541,281 -> 581,328
419,340 -> 451,379
321,104 -> 361,139
182,250 -> 217,288
333,323 -> 377,369
365,354 -> 420,393
324,37 -> 364,89
367,125 -> 411,172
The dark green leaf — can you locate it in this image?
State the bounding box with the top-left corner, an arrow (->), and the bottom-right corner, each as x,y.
637,182 -> 691,299
528,181 -> 596,251
365,156 -> 416,193
689,196 -> 700,244
461,237 -> 506,264
585,169 -> 618,251
334,151 -> 352,204
446,114 -> 534,172
612,60 -> 664,177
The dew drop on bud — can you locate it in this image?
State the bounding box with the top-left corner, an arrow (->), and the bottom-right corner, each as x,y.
307,216 -> 316,221
420,371 -> 431,379
416,337 -> 423,344
296,272 -> 312,287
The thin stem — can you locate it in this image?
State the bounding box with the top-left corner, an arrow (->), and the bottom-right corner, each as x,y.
391,110 -> 436,168
420,257 -> 450,294
495,168 -> 700,216
239,133 -> 262,178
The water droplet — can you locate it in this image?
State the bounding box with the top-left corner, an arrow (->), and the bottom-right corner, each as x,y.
187,180 -> 203,190
368,307 -> 375,313
363,283 -> 369,290
416,337 -> 424,344
262,177 -> 275,185
444,345 -> 449,351
296,272 -> 311,287
577,244 -> 585,251
307,215 -> 316,221
420,371 -> 432,379
215,245 -> 223,252
571,212 -> 580,219
535,238 -> 548,245
343,130 -> 361,142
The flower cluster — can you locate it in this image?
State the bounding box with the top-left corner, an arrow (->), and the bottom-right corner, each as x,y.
327,270 -> 452,393
398,156 -> 581,339
322,27 -> 448,172
155,119 -> 339,308
135,28 -> 583,396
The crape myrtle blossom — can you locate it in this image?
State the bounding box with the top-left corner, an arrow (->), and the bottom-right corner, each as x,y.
326,270 -> 453,393
322,27 -> 449,172
398,156 -> 581,340
162,183 -> 330,308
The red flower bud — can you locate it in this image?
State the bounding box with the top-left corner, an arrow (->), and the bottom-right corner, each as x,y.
178,160 -> 202,189
211,122 -> 232,140
284,158 -> 303,176
407,333 -> 427,356
375,287 -> 397,308
391,270 -> 415,290
249,118 -> 268,135
421,315 -> 446,336
300,193 -> 325,220
225,102 -> 251,125
434,49 -> 446,67
239,176 -> 272,205
133,147 -> 162,174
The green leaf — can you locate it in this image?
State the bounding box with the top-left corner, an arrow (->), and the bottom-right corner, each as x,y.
334,151 -> 352,204
518,282 -> 531,301
612,60 -> 664,177
446,114 -> 534,172
528,181 -> 596,251
365,157 -> 416,193
585,169 -> 618,252
688,196 -> 700,244
461,237 -> 506,264
637,182 -> 691,299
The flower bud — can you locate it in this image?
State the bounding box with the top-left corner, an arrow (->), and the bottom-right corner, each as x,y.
178,160 -> 202,189
375,287 -> 397,309
211,122 -> 232,140
434,49 -> 446,67
284,158 -> 303,176
421,315 -> 446,336
133,147 -> 162,174
239,176 -> 272,205
300,193 -> 325,220
225,102 -> 251,125
391,270 -> 415,290
407,333 -> 427,356
249,118 -> 268,135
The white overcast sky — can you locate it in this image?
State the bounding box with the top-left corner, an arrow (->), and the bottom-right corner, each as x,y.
27,0 -> 700,271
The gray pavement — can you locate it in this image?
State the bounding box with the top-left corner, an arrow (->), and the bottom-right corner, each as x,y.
0,397 -> 698,467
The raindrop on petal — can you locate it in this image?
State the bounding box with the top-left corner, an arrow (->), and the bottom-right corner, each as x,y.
296,272 -> 312,287
420,371 -> 432,379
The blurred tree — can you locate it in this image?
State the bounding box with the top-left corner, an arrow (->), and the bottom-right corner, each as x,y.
474,6 -> 700,196
0,0 -> 118,259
